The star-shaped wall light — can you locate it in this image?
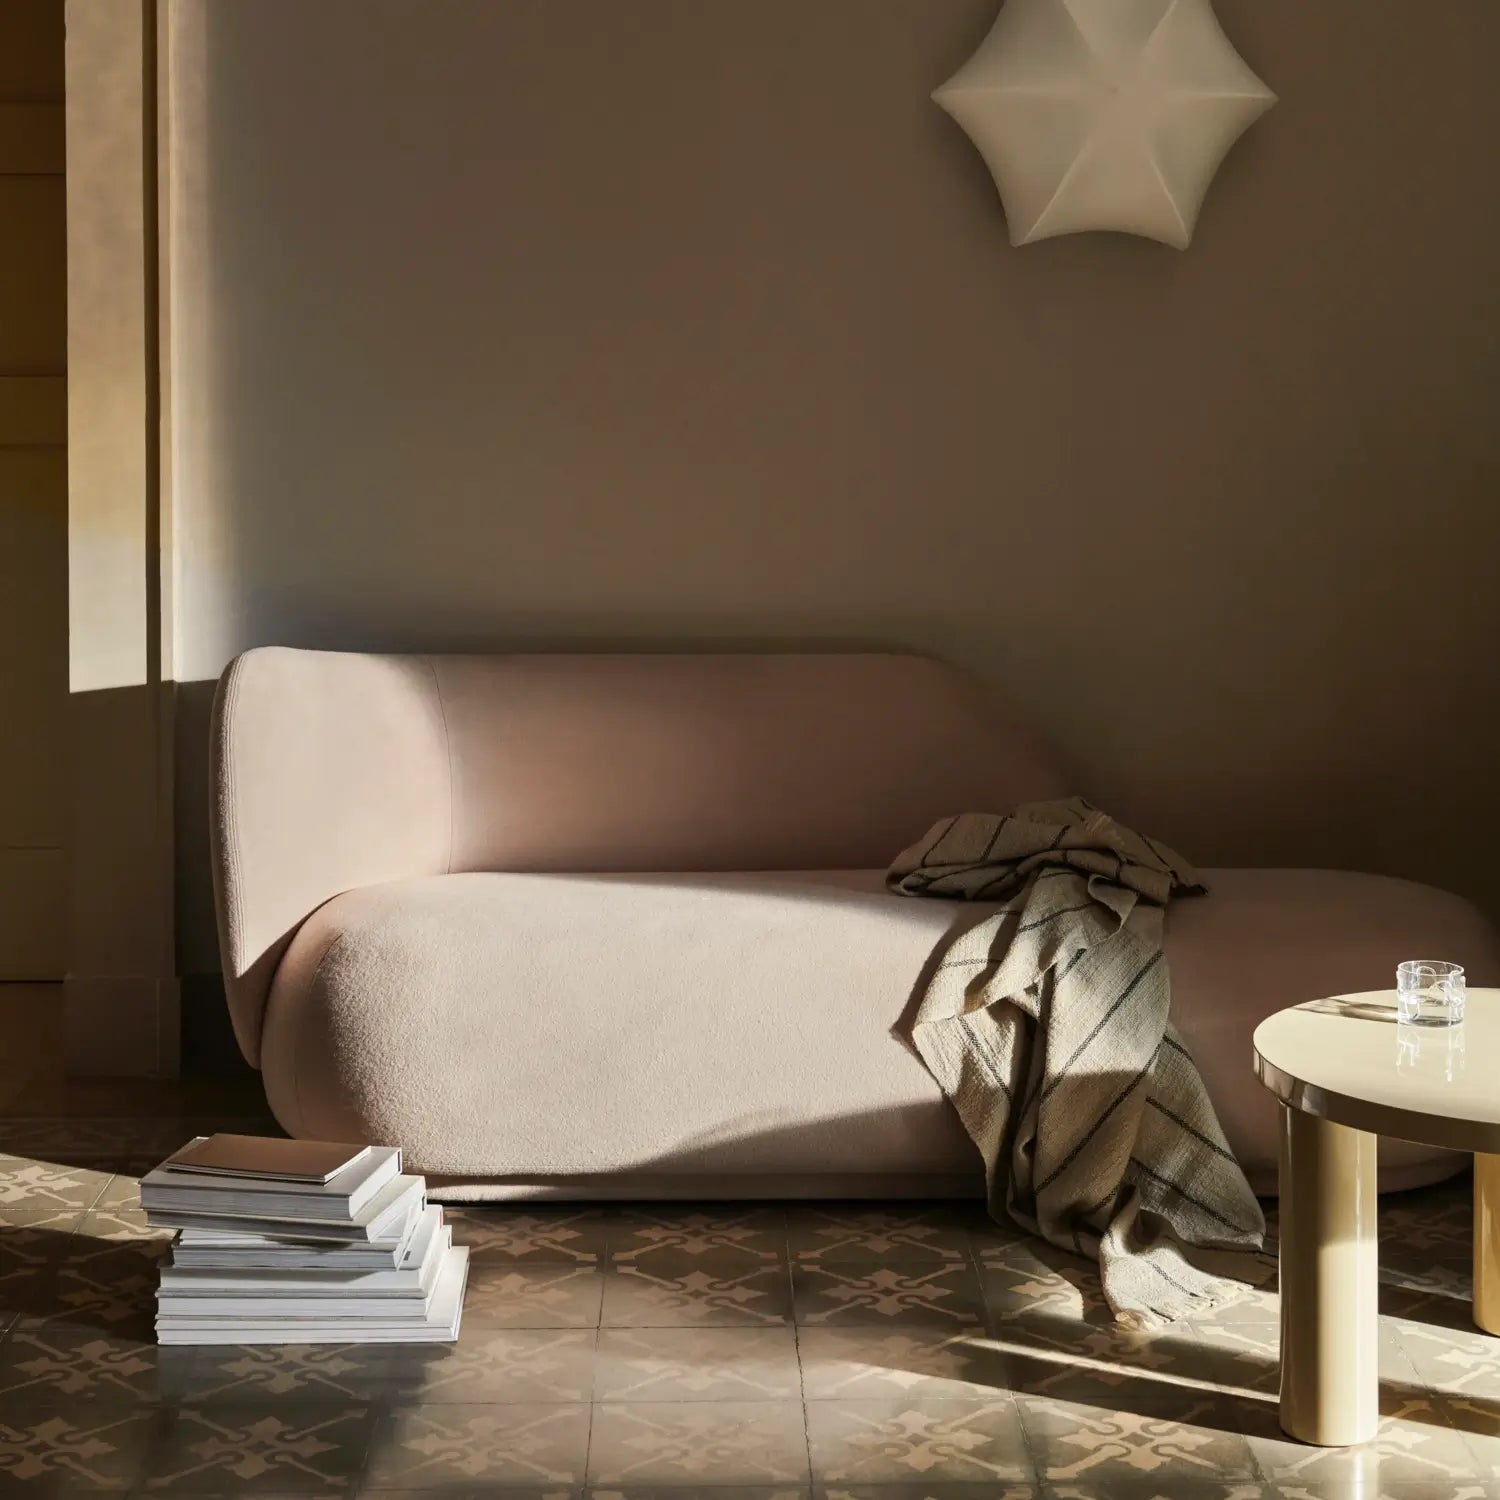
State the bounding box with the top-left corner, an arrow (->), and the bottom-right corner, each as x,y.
934,0 -> 1275,248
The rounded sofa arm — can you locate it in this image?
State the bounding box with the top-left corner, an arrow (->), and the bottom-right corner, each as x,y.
210,647 -> 452,1066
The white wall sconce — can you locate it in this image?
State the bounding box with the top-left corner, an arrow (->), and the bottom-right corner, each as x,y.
934,0 -> 1275,249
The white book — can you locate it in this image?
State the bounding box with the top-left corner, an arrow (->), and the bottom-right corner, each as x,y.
169,1200 -> 422,1270
156,1236 -> 446,1317
161,1211 -> 445,1300
147,1174 -> 422,1242
155,1245 -> 468,1346
142,1144 -> 400,1220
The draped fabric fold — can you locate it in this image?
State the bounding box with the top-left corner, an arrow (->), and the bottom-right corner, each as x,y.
889,796 -> 1267,1327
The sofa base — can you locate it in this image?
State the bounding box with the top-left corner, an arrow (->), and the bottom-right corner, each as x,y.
428,1172 -> 986,1202
427,1152 -> 1466,1204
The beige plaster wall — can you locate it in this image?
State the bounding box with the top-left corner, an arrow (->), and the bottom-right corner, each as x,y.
165,0 -> 1500,985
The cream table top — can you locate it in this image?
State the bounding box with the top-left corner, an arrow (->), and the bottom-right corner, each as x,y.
1253,988 -> 1500,1153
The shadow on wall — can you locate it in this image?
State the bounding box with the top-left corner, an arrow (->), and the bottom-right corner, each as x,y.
166,0 -> 1500,942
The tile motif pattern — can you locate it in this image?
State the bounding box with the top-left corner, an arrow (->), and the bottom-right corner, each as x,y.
398,1327 -> 598,1404
171,1339 -> 416,1403
0,1153 -> 110,1231
1381,1256 -> 1477,1325
0,1131 -> 1493,1497
804,1395 -> 1031,1484
464,1260 -> 606,1328
443,1205 -> 611,1263
793,1262 -> 987,1328
0,1407 -> 158,1488
612,1205 -> 788,1265
593,1326 -> 801,1401
787,1205 -> 973,1263
974,1237 -> 1111,1325
145,1404 -> 374,1490
51,1239 -> 167,1335
1242,1386 -> 1492,1487
796,1327 -> 1011,1401
601,1260 -> 794,1328
1017,1387 -> 1257,1482
586,1399 -> 809,1486
0,1225 -> 57,1323
0,1317 -> 169,1403
365,1402 -> 591,1488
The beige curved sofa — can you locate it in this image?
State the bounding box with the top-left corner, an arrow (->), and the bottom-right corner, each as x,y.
211,647 -> 1500,1199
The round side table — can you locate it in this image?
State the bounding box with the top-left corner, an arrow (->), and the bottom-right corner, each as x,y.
1253,987 -> 1500,1447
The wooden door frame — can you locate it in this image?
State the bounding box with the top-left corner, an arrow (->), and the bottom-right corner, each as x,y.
63,0 -> 178,1075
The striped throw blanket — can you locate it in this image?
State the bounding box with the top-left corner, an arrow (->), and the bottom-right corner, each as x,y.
888,797 -> 1266,1327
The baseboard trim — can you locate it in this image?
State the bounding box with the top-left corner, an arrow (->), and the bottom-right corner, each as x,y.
63,974 -> 181,1077
428,1171 -> 989,1203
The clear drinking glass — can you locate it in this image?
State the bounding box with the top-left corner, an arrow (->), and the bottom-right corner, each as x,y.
1396,959 -> 1466,1026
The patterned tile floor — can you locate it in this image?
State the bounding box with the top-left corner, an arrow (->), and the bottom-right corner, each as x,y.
0,1122 -> 1496,1498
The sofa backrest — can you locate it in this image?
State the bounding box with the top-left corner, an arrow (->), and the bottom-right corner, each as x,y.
212,647 -> 1065,1064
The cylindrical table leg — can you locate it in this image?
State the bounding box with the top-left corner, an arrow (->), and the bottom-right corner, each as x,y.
1476,1153 -> 1500,1336
1278,1105 -> 1379,1445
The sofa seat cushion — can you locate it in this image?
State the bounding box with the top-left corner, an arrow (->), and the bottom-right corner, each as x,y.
264,870 -> 985,1181
263,867 -> 1497,1190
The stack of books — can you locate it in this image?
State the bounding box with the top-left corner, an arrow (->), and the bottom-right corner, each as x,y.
141,1134 -> 469,1346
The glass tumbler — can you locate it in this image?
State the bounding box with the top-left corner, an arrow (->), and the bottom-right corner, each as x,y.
1396,959 -> 1466,1026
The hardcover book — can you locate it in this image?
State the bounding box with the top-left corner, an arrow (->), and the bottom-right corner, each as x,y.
162,1134 -> 371,1184
142,1145 -> 402,1222
155,1246 -> 469,1346
145,1173 -> 423,1242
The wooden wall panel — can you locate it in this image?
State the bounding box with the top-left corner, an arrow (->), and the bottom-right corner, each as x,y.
0,376 -> 66,446
0,450 -> 66,847
0,102 -> 65,171
0,1 -> 63,101
1,0 -> 66,980
0,849 -> 64,979
0,179 -> 66,371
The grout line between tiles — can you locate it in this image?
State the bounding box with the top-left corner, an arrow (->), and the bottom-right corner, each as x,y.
787,1211 -> 817,1491
968,1205 -> 1046,1489
578,1203 -> 621,1489
76,1167 -> 118,1228
581,1284 -> 604,1487
343,1381 -> 389,1500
